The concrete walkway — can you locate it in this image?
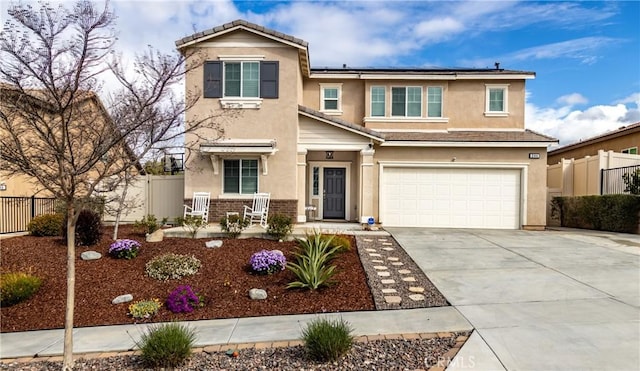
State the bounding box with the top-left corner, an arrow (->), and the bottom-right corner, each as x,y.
0,308 -> 471,359
388,227 -> 640,371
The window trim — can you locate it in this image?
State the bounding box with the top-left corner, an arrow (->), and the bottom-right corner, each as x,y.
485,84 -> 509,117
222,158 -> 259,195
391,86 -> 422,118
319,83 -> 343,115
622,147 -> 638,155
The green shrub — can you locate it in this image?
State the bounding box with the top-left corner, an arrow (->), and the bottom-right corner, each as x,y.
134,214 -> 168,235
138,322 -> 197,368
287,231 -> 342,290
62,209 -> 103,246
0,272 -> 43,306
145,253 -> 201,281
623,169 -> 640,195
220,214 -> 250,238
28,213 -> 63,236
320,234 -> 352,252
175,215 -> 208,238
267,213 -> 293,240
128,298 -> 162,319
301,317 -> 354,362
552,195 -> 640,233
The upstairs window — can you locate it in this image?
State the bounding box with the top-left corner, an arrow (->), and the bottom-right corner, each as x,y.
224,62 -> 259,97
371,86 -> 385,117
427,86 -> 443,118
392,87 -> 421,117
203,61 -> 278,99
485,84 -> 509,116
622,147 -> 638,155
320,84 -> 342,113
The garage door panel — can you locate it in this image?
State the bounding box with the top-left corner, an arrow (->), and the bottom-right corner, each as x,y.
382,167 -> 521,229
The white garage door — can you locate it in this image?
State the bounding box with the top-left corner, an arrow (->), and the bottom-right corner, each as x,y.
382,167 -> 521,229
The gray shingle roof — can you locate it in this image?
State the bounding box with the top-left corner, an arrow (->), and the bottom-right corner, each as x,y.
175,19 -> 308,48
383,130 -> 557,142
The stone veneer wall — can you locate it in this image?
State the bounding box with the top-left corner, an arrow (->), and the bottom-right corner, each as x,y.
184,199 -> 298,223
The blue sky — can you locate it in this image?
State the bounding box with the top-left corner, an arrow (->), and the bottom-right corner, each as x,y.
3,1 -> 639,146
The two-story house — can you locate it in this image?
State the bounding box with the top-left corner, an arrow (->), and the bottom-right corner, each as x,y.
176,20 -> 556,230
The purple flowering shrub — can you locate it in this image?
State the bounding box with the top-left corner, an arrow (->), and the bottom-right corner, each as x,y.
249,250 -> 286,275
108,239 -> 141,259
166,285 -> 204,313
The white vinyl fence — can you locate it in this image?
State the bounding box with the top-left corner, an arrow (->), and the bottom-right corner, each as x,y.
101,174 -> 184,224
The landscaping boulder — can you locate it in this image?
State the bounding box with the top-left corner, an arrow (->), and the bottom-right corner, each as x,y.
249,288 -> 267,300
146,229 -> 164,243
205,240 -> 223,248
112,294 -> 133,304
80,251 -> 102,261
270,249 -> 284,256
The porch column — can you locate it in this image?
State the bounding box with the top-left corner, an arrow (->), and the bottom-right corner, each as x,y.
296,149 -> 308,223
360,148 -> 375,223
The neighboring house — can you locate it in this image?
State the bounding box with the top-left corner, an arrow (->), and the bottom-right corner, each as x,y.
547,122 -> 640,198
547,122 -> 640,165
176,20 -> 557,230
0,84 -> 142,198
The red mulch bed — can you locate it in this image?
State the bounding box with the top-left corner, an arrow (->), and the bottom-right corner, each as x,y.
0,226 -> 375,332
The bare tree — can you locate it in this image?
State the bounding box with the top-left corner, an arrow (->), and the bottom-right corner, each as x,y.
0,1 -> 223,369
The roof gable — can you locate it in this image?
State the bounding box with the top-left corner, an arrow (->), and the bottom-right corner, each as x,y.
175,19 -> 310,77
549,122 -> 640,155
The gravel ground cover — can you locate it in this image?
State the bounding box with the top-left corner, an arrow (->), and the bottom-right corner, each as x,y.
0,332 -> 470,370
356,236 -> 448,310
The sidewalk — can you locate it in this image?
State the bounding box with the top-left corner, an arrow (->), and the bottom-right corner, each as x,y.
0,307 -> 472,359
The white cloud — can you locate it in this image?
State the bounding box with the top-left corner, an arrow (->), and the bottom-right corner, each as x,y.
526,92 -> 640,146
556,93 -> 588,106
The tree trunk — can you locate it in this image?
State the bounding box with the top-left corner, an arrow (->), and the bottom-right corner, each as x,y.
112,182 -> 129,240
62,204 -> 76,370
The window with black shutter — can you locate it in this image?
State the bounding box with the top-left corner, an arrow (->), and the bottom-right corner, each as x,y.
260,61 -> 279,99
203,61 -> 222,98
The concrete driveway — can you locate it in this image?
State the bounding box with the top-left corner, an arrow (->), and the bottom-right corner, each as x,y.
387,228 -> 640,371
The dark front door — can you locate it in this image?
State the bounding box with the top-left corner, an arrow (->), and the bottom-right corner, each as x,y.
323,168 -> 345,219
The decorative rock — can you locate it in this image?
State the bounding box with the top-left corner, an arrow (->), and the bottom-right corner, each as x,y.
382,242 -> 393,246
409,287 -> 425,293
387,257 -> 400,261
249,288 -> 267,300
378,238 -> 387,242
205,240 -> 223,248
382,247 -> 395,251
391,262 -> 404,266
369,253 -> 382,257
373,265 -> 388,270
409,294 -> 426,301
365,248 -> 377,252
384,296 -> 402,304
402,277 -> 417,282
381,279 -> 396,284
146,229 -> 164,243
381,288 -> 397,294
371,260 -> 384,263
112,294 -> 133,304
398,269 -> 412,274
271,249 -> 284,256
377,271 -> 391,277
81,251 -> 101,261
363,238 -> 373,242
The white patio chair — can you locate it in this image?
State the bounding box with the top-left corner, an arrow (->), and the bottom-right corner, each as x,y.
183,192 -> 210,222
243,192 -> 270,228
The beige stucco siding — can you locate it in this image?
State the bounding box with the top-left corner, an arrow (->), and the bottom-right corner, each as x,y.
302,79 -> 365,124
547,132 -> 640,164
371,146 -> 548,228
183,44 -> 301,200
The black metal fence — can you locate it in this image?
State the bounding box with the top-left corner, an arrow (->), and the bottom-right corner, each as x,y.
163,153 -> 184,174
0,196 -> 60,234
601,164 -> 640,195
